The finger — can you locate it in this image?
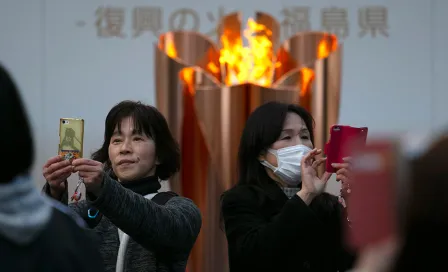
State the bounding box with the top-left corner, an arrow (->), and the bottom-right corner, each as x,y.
311,157 -> 326,168
46,165 -> 72,181
336,174 -> 349,183
331,162 -> 350,170
78,172 -> 100,183
301,148 -> 316,165
72,158 -> 102,167
44,160 -> 71,175
302,148 -> 320,164
321,171 -> 332,183
43,156 -> 65,169
78,171 -> 89,179
336,168 -> 350,177
73,165 -> 101,173
343,157 -> 353,163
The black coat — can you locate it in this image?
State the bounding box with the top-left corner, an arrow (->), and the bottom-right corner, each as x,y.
221,179 -> 355,272
0,207 -> 104,272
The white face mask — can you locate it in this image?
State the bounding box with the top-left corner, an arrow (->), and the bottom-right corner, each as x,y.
261,144 -> 312,186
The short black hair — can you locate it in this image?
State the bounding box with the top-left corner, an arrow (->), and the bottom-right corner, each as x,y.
237,101 -> 314,185
0,64 -> 34,183
91,100 -> 180,180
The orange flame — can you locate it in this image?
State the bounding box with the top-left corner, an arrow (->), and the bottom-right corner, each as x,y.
180,68 -> 195,95
207,62 -> 220,74
299,35 -> 337,110
177,25 -> 336,93
219,18 -> 276,87
165,38 -> 177,58
166,39 -> 196,95
300,68 -> 315,97
317,35 -> 337,59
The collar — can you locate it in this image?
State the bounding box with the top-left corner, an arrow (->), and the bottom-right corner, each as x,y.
257,173 -> 301,200
0,175 -> 52,245
281,187 -> 301,199
120,175 -> 161,195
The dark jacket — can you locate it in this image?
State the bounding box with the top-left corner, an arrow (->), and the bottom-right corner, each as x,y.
0,175 -> 104,272
43,175 -> 202,272
221,180 -> 355,272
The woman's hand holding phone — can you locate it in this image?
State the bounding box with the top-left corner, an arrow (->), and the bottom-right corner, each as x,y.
43,155 -> 72,198
332,157 -> 353,201
72,158 -> 105,197
43,156 -> 105,199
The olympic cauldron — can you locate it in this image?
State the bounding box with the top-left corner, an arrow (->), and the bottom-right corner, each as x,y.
154,11 -> 342,272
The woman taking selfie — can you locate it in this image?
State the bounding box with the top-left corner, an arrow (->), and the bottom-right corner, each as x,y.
42,101 -> 202,272
221,102 -> 355,272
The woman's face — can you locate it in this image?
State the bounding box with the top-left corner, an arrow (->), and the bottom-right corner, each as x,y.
108,117 -> 158,182
262,112 -> 313,168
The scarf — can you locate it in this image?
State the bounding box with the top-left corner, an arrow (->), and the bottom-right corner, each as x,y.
0,175 -> 52,245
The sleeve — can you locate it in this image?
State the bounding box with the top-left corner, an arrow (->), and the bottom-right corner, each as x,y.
89,175 -> 202,253
221,190 -> 325,267
42,181 -> 69,205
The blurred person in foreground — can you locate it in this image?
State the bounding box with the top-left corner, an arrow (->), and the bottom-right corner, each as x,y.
353,135 -> 448,272
221,102 -> 355,272
42,100 -> 202,272
0,64 -> 104,271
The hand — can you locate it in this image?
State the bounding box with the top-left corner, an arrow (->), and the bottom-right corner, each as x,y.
43,156 -> 72,198
332,157 -> 352,199
298,148 -> 332,204
72,159 -> 105,196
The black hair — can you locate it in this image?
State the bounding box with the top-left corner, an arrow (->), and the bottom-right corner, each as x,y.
392,135 -> 448,271
91,100 -> 180,180
237,101 -> 314,185
219,101 -> 315,230
0,64 -> 34,183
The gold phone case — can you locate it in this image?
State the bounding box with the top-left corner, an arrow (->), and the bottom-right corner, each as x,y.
58,118 -> 84,160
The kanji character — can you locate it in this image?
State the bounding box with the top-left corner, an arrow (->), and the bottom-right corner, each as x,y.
358,6 -> 389,38
95,6 -> 126,38
321,7 -> 349,39
280,7 -> 311,41
205,6 -> 226,41
169,8 -> 200,32
133,6 -> 163,38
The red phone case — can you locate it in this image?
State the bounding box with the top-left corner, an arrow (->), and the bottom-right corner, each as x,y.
345,139 -> 401,250
324,125 -> 368,173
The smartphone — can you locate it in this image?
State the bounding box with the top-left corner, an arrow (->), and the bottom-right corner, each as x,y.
324,125 -> 368,173
58,118 -> 84,160
345,139 -> 402,250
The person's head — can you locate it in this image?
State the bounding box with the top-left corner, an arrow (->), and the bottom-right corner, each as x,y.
237,101 -> 314,187
92,101 -> 180,182
403,135 -> 448,230
392,135 -> 448,271
0,64 -> 34,183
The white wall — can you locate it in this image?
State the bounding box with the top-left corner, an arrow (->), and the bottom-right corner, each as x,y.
1,0 -> 447,195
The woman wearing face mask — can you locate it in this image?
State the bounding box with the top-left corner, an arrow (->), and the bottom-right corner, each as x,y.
221,102 -> 355,272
